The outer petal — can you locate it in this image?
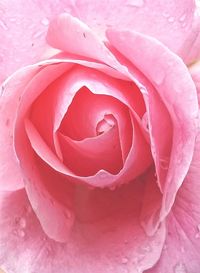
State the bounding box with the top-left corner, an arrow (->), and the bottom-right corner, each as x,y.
145,121 -> 200,273
190,60 -> 200,103
107,29 -> 199,232
0,68 -> 39,191
1,61 -> 75,242
0,0 -> 77,83
46,13 -> 123,70
0,179 -> 166,273
1,0 -> 200,84
60,0 -> 200,64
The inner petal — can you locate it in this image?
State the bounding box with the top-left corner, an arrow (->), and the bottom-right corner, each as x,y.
58,120 -> 123,176
58,86 -> 133,162
58,88 -> 132,176
96,114 -> 115,135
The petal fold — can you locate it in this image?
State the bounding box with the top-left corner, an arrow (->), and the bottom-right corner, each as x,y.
107,29 -> 198,232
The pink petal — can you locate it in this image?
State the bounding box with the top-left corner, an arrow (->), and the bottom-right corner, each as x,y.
146,128 -> 200,273
1,1 -> 199,84
2,61 -> 73,242
58,86 -> 133,163
9,56 -> 149,240
190,60 -> 200,104
29,64 -> 74,159
107,29 -> 199,233
46,13 -> 125,70
12,64 -> 76,242
23,64 -> 151,188
58,87 -> 131,176
0,180 -> 166,273
0,67 -> 39,191
0,0 -> 77,83
58,121 -> 124,176
65,0 -> 200,64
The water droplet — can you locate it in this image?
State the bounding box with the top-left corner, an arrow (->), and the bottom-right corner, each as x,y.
18,229 -> 25,238
124,239 -> 128,244
163,244 -> 167,250
99,172 -> 107,179
179,14 -> 186,22
142,112 -> 149,131
152,68 -> 165,85
136,268 -> 143,273
126,0 -> 144,7
180,246 -> 185,253
195,224 -> 200,238
33,31 -> 44,39
142,245 -> 151,252
181,22 -> 187,28
168,16 -> 175,23
5,119 -> 10,126
9,18 -> 17,23
162,12 -> 170,18
173,262 -> 187,273
19,217 -> 26,228
121,257 -> 129,264
1,84 -> 5,96
0,20 -> 8,30
41,17 -> 49,26
139,86 -> 148,95
110,185 -> 116,191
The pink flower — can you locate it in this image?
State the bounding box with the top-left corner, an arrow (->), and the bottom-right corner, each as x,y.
0,1 -> 200,272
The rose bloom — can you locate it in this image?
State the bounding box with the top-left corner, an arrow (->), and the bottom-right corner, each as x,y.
0,1 -> 200,273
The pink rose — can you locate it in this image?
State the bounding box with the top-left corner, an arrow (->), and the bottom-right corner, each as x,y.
0,1 -> 200,273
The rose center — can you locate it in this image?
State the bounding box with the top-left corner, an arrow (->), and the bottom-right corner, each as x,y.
96,114 -> 115,136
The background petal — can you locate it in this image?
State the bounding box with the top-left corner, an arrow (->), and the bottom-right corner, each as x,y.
1,0 -> 199,85
74,0 -> 200,64
0,179 -> 166,273
107,29 -> 198,233
145,121 -> 200,273
0,0 -> 75,83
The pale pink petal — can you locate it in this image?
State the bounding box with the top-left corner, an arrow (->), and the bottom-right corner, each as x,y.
1,1 -> 199,84
12,64 -> 76,242
64,0 -> 200,64
29,64 -> 74,158
140,169 -> 163,235
145,128 -> 200,273
46,13 -> 125,70
0,0 -> 77,83
0,180 -> 166,273
2,61 -> 73,242
190,60 -> 200,104
107,29 -> 199,233
0,68 -> 39,191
